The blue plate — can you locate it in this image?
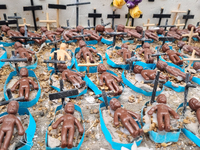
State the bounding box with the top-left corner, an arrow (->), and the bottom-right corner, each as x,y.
0,47 -> 7,69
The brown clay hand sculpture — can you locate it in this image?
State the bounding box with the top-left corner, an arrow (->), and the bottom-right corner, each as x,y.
162,43 -> 183,65
138,43 -> 155,63
76,40 -> 97,63
50,43 -> 71,61
156,60 -> 193,81
147,94 -> 179,132
189,98 -> 200,124
98,64 -> 122,96
52,102 -> 84,149
117,44 -> 132,64
110,98 -> 143,138
0,101 -> 25,150
11,68 -> 39,101
14,42 -> 35,62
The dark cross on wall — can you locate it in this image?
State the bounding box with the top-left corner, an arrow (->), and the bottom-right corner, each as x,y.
0,14 -> 17,27
8,13 -> 22,31
183,10 -> 194,29
125,14 -> 143,27
107,10 -> 120,29
157,19 -> 176,31
88,8 -> 102,27
0,4 -> 6,9
153,8 -> 171,26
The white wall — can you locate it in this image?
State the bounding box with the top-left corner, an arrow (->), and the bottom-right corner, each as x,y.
0,0 -> 200,29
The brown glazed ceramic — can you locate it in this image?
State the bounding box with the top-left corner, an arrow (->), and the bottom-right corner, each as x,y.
177,41 -> 185,49
62,29 -> 81,41
135,26 -> 143,34
138,44 -> 155,63
157,28 -> 164,35
14,42 -> 35,62
52,102 -> 84,148
117,44 -> 132,64
193,62 -> 200,70
110,98 -> 143,138
95,25 -> 105,33
167,31 -> 182,40
182,45 -> 200,56
40,27 -> 61,41
76,40 -> 97,63
98,64 -> 122,96
11,68 -> 39,101
145,30 -> 159,41
83,29 -> 102,41
189,98 -> 200,124
147,94 -> 179,132
117,24 -> 142,38
0,101 -> 25,150
133,65 -> 143,74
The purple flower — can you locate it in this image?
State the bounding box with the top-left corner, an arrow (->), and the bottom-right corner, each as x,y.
125,0 -> 142,9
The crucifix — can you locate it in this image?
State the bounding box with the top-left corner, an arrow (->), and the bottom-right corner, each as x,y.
8,13 -> 22,31
61,20 -> 75,30
126,52 -> 141,73
125,14 -> 143,27
84,20 -> 95,30
175,19 -> 185,29
0,4 -> 6,9
0,14 -> 17,27
107,10 -> 120,29
66,0 -> 91,27
78,56 -> 99,72
183,10 -> 194,29
153,8 -> 171,26
72,29 -> 91,41
88,8 -> 102,27
143,19 -> 155,30
100,18 -> 111,27
40,13 -> 56,31
157,19 -> 176,31
23,0 -> 43,31
19,18 -> 31,27
138,31 -> 152,46
48,0 -> 66,28
151,46 -> 166,62
171,4 -> 187,25
182,27 -> 198,46
158,32 -> 174,46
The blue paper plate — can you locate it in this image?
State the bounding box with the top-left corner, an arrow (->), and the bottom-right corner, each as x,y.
0,40 -> 35,47
0,47 -> 7,69
121,38 -> 134,44
62,39 -> 98,45
4,70 -> 41,108
101,38 -> 113,45
0,107 -> 36,150
45,104 -> 85,150
99,103 -> 142,150
141,101 -> 181,143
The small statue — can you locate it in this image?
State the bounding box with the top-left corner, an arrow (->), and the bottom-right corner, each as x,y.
14,42 -> 35,62
62,29 -> 81,41
11,68 -> 39,101
110,98 -> 143,138
138,43 -> 155,63
156,60 -> 193,81
52,102 -> 84,148
167,27 -> 182,40
83,29 -> 102,41
189,98 -> 200,124
0,101 -> 25,150
117,24 -> 142,38
40,27 -> 60,41
193,62 -> 200,71
50,43 -> 71,61
162,43 -> 183,65
117,43 -> 132,64
135,26 -> 158,41
95,25 -> 114,33
98,64 -> 122,95
76,40 -> 98,63
182,45 -> 200,57
157,28 -> 165,35
147,94 -> 180,132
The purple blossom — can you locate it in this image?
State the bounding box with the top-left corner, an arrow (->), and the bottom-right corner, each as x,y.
125,0 -> 142,9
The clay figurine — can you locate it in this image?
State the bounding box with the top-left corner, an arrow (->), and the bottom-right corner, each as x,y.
117,43 -> 132,64
117,24 -> 142,38
136,26 -> 158,41
52,102 -> 84,148
182,45 -> 200,57
40,27 -> 61,41
95,25 -> 114,33
62,29 -> 81,41
11,68 -> 39,101
76,40 -> 98,63
50,43 -> 71,61
0,101 -> 25,150
147,94 -> 180,132
83,29 -> 102,41
193,62 -> 200,71
14,42 -> 35,62
167,27 -> 182,40
138,43 -> 155,63
98,64 -> 122,95
162,43 -> 183,65
189,98 -> 200,124
110,98 -> 143,138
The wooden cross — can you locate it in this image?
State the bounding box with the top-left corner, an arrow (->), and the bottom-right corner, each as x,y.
175,19 -> 185,29
125,21 -> 135,29
78,56 -> 99,72
182,27 -> 198,46
19,18 -> 31,27
143,19 -> 155,30
40,13 -> 56,31
171,4 -> 187,25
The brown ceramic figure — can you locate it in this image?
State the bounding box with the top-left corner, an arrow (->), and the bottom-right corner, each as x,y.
193,62 -> 200,70
40,27 -> 60,41
14,42 -> 35,62
76,40 -> 98,63
62,29 -> 81,41
110,98 -> 143,138
182,45 -> 200,57
156,60 -> 193,81
98,64 -> 122,95
145,30 -> 159,41
147,94 -> 179,132
1,25 -> 25,43
162,43 -> 183,65
95,25 -> 114,33
52,102 -> 84,149
157,28 -> 165,35
117,44 -> 132,64
167,28 -> 182,40
84,29 -> 102,41
117,24 -> 142,38
189,98 -> 200,124
138,43 -> 155,63
0,101 -> 25,150
11,68 -> 39,101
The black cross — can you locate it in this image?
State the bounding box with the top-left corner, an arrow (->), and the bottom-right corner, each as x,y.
0,14 -> 17,26
183,10 -> 194,29
48,3 -> 66,9
182,73 -> 196,115
61,20 -> 75,30
66,0 -> 90,27
153,8 -> 171,26
158,19 -> 176,31
0,4 -> 6,9
72,29 -> 91,41
151,46 -> 166,62
150,71 -> 161,104
47,35 -> 63,50
138,31 -> 152,46
8,13 -> 22,31
107,10 -> 120,29
101,18 -> 111,27
84,20 -> 95,30
158,32 -> 174,46
126,52 -> 141,73
23,0 -> 43,31
88,8 -> 102,27
125,14 -> 143,27
106,25 -> 127,46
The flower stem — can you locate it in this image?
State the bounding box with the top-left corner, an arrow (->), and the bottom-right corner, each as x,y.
126,9 -> 130,26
